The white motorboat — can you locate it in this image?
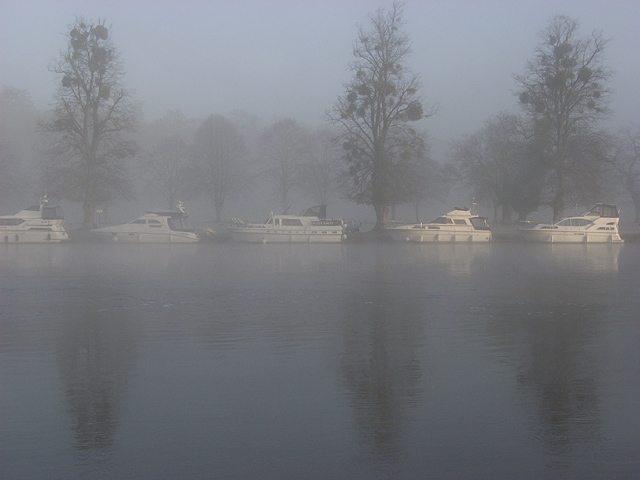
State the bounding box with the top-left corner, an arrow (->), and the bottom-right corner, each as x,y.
0,195 -> 69,243
227,205 -> 345,243
516,203 -> 623,243
386,206 -> 492,243
91,202 -> 200,243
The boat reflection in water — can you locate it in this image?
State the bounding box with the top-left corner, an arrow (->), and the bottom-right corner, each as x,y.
549,243 -> 622,273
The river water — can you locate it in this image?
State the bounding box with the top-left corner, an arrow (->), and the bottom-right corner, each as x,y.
1,241 -> 639,479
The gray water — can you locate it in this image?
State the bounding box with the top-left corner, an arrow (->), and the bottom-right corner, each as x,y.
1,242 -> 639,479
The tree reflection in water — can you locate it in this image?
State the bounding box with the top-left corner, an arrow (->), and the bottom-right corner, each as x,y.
339,245 -> 425,474
57,279 -> 138,467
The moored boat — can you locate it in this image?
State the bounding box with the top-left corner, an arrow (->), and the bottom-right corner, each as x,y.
386,206 -> 492,243
91,202 -> 200,243
0,195 -> 69,243
516,203 -> 623,243
227,205 -> 346,243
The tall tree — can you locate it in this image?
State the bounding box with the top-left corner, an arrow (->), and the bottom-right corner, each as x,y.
191,114 -> 247,222
261,118 -> 310,213
41,18 -> 137,228
515,15 -> 611,221
328,2 -> 431,229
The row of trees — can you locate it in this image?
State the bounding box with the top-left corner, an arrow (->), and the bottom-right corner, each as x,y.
3,7 -> 640,228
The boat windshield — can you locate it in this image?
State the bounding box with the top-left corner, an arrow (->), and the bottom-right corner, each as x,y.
470,217 -> 490,230
168,216 -> 194,231
42,206 -> 64,220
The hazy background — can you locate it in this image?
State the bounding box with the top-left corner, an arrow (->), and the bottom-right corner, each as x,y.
1,0 -> 639,224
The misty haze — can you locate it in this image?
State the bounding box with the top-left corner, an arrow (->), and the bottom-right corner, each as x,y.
2,1 -> 640,479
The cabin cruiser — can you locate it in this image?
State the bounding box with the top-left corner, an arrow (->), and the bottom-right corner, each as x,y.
91,202 -> 200,243
227,205 -> 346,243
516,203 -> 623,243
0,195 -> 69,243
386,206 -> 492,243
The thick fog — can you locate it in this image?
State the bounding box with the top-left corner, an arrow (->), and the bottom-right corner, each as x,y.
1,0 -> 639,225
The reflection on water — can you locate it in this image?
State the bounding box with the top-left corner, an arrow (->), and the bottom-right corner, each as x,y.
57,281 -> 138,468
340,246 -> 424,475
1,242 -> 639,479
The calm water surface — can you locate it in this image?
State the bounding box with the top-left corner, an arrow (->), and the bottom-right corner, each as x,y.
1,241 -> 639,479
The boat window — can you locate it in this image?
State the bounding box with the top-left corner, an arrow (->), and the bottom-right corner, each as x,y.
470,217 -> 490,230
453,219 -> 467,225
556,219 -> 572,226
42,206 -> 64,220
131,219 -> 146,224
431,216 -> 447,224
572,218 -> 592,226
168,217 -> 194,231
148,219 -> 162,224
282,219 -> 303,226
0,218 -> 25,226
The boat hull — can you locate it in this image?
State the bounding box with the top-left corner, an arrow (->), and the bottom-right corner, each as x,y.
228,228 -> 344,243
0,229 -> 68,243
92,231 -> 199,243
386,227 -> 491,243
518,229 -> 623,243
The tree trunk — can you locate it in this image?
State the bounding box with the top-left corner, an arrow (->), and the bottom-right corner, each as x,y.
374,204 -> 389,230
552,170 -> 565,222
82,201 -> 95,229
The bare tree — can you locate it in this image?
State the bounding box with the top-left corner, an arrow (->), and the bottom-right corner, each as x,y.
396,136 -> 447,223
298,127 -> 340,205
40,18 -> 137,228
515,15 -> 612,221
0,88 -> 39,205
139,110 -> 197,209
612,128 -> 640,221
191,114 -> 247,222
449,113 -> 529,222
261,118 -> 310,212
328,2 -> 433,230
142,135 -> 190,209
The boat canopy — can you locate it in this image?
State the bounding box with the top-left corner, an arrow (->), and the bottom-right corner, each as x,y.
587,204 -> 619,218
302,205 -> 327,219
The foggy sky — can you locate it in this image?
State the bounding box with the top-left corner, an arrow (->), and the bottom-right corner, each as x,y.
1,0 -> 639,160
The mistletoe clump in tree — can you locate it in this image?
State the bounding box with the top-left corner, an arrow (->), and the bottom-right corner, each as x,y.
329,2 -> 432,230
42,18 -> 137,228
